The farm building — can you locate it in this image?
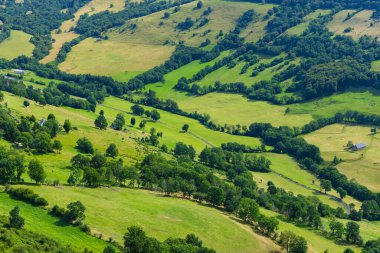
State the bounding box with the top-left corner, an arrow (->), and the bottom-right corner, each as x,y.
352,143 -> 367,151
13,69 -> 26,75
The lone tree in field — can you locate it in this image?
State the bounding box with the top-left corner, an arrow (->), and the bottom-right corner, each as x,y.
151,110 -> 160,121
103,246 -> 116,253
337,187 -> 347,199
182,124 -> 189,132
52,140 -> 62,153
130,117 -> 136,126
95,113 -> 108,130
28,159 -> 46,184
279,231 -> 308,253
237,198 -> 260,224
131,104 -> 144,116
63,119 -> 72,133
65,201 -> 86,225
320,179 -> 332,194
111,113 -> 125,130
76,137 -> 94,154
9,206 -> 24,229
196,0 -> 203,9
123,226 -> 149,252
23,100 -> 30,107
345,222 -> 361,244
106,143 -> 119,158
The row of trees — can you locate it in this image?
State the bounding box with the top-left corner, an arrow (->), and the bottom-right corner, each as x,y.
0,77 -> 95,111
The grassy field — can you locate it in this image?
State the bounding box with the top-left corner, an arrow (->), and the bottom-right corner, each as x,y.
23,185 -> 278,253
304,124 -> 380,193
261,209 -> 362,253
59,37 -> 175,75
192,55 -> 285,88
288,88 -> 380,119
252,153 -> 361,209
0,192 -> 109,252
2,92 -> 147,183
178,93 -> 312,127
327,9 -> 380,40
286,9 -> 331,35
0,30 -> 34,60
100,96 -> 262,151
371,60 -> 380,72
109,0 -> 274,47
41,0 -> 126,63
143,51 -> 231,101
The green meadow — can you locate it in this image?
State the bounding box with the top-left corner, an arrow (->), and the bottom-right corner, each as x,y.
0,30 -> 34,60
0,192 -> 109,252
109,0 -> 274,47
23,185 -> 278,253
286,9 -> 331,35
144,51 -> 231,101
304,124 -> 380,193
100,96 -> 262,151
288,88 -> 380,119
178,93 -> 312,127
252,153 -> 361,209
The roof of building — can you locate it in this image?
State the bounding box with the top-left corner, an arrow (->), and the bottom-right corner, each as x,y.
354,143 -> 366,149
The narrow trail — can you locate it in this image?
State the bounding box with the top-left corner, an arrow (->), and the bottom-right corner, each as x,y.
99,104 -> 216,147
270,170 -> 351,214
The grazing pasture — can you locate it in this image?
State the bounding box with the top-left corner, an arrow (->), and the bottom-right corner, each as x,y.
327,9 -> 380,40
286,9 -> 331,35
59,38 -> 175,75
41,0 -> 126,63
24,185 -> 279,253
144,51 -> 231,101
0,192 -> 109,252
1,92 -> 147,182
109,0 -> 274,47
0,30 -> 34,60
100,96 -> 262,151
253,153 -> 361,209
304,124 -> 380,192
178,93 -> 312,127
288,88 -> 380,119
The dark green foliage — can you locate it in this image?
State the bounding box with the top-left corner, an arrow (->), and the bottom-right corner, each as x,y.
361,200 -> 380,221
28,159 -> 46,184
363,239 -> 380,253
95,114 -> 108,130
63,119 -> 72,133
279,231 -> 307,253
123,226 -> 215,253
76,137 -> 94,154
130,117 -> 136,126
177,17 -> 194,30
131,104 -> 145,116
236,198 -> 259,223
0,214 -> 77,252
65,201 -> 86,225
6,187 -> 48,207
103,245 -> 116,253
173,142 -> 196,160
182,124 -> 189,132
0,147 -> 24,184
345,222 -> 361,245
111,113 -> 125,130
106,144 -> 119,158
32,131 -> 53,154
8,207 -> 24,229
